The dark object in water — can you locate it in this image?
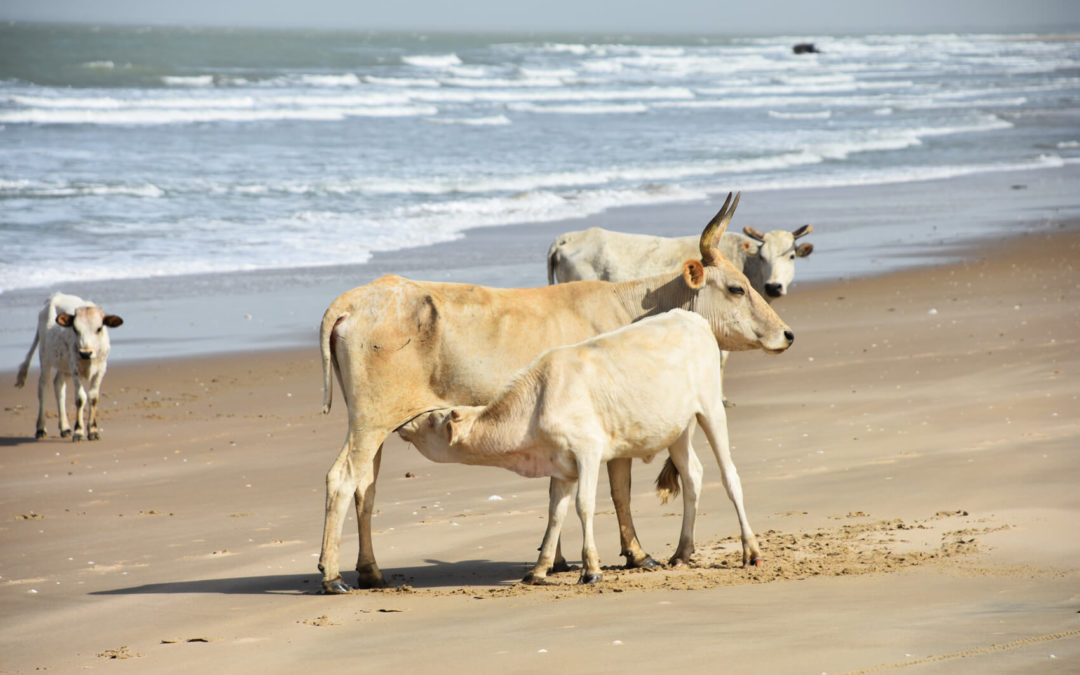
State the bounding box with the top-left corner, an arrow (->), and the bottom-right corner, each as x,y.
793,43 -> 821,55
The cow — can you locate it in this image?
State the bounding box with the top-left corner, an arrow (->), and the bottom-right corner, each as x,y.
398,310 -> 759,585
316,192 -> 793,593
546,224 -> 813,299
15,293 -> 124,442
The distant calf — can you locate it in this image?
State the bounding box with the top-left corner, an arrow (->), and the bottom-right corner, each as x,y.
398,310 -> 760,585
15,293 -> 123,441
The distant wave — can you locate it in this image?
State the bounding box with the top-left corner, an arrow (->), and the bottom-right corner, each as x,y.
426,115 -> 511,126
402,53 -> 462,68
768,110 -> 832,119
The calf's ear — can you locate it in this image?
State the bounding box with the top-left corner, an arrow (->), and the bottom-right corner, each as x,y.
445,420 -> 457,444
682,259 -> 706,289
796,243 -> 814,257
103,315 -> 124,328
56,313 -> 74,327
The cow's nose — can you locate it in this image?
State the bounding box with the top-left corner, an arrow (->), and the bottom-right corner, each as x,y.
78,350 -> 93,360
765,283 -> 784,298
784,330 -> 795,344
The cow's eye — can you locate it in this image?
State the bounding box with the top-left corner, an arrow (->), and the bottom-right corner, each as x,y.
96,327 -> 103,333
727,285 -> 745,296
789,254 -> 796,260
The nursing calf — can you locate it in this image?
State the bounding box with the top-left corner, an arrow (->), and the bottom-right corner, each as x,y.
398,310 -> 759,584
15,293 -> 123,441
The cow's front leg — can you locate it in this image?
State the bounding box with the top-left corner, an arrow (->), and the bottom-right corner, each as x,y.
52,370 -> 72,438
608,458 -> 660,570
71,378 -> 88,442
86,370 -> 105,440
523,477 -> 573,585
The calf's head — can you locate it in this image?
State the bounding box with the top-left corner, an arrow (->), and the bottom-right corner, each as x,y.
682,193 -> 794,354
56,306 -> 123,361
397,408 -> 472,456
743,224 -> 814,298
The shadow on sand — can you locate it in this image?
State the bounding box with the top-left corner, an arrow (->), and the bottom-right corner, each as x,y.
92,558 -> 533,596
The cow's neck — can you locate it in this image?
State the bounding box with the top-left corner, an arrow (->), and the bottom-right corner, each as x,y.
611,272 -> 695,321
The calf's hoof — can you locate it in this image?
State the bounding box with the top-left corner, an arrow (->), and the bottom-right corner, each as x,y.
624,554 -> 661,571
35,429 -> 46,440
578,572 -> 602,585
322,577 -> 352,595
88,431 -> 101,441
520,572 -> 550,586
60,429 -> 72,438
668,555 -> 691,568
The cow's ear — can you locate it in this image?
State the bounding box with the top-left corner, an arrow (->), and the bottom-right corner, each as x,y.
56,313 -> 74,328
796,243 -> 814,258
103,315 -> 124,328
682,259 -> 706,289
741,240 -> 759,255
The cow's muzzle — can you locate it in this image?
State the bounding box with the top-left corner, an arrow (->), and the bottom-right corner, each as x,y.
78,350 -> 94,360
765,283 -> 785,298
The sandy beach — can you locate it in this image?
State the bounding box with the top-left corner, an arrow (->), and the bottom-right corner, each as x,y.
2,214 -> 1079,673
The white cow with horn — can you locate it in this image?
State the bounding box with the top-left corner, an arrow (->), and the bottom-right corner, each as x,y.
398,309 -> 759,584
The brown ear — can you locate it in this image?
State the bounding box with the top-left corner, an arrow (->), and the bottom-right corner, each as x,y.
740,240 -> 759,255
743,226 -> 766,242
445,420 -> 457,444
682,259 -> 706,289
55,313 -> 74,328
103,315 -> 124,328
793,224 -> 813,239
796,242 -> 814,257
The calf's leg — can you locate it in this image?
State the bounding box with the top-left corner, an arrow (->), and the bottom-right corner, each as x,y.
697,410 -> 761,566
523,477 -> 574,585
575,454 -> 603,584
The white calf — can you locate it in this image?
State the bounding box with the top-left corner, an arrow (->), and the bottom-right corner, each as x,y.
15,293 -> 123,441
398,310 -> 760,585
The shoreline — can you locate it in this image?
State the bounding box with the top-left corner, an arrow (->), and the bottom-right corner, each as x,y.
1,163 -> 1078,368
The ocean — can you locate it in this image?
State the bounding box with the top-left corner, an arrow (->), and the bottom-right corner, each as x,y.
1,24 -> 1079,362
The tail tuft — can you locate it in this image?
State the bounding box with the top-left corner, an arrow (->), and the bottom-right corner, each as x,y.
654,456 -> 681,504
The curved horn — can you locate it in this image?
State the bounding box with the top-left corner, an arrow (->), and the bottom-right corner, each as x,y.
699,191 -> 740,258
793,223 -> 813,239
743,225 -> 766,242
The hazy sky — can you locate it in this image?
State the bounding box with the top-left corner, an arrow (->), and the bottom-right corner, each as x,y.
2,0 -> 1078,34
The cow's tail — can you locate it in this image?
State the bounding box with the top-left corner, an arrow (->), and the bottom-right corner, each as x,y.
319,308 -> 349,415
654,456 -> 681,504
545,238 -> 562,285
14,327 -> 40,389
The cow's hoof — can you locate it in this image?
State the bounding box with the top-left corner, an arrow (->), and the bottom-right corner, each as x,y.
520,573 -> 550,586
72,434 -> 84,443
723,399 -> 735,408
353,565 -> 387,589
35,429 -> 46,440
624,554 -> 661,571
578,572 -> 602,585
744,558 -> 763,568
60,429 -> 72,438
322,577 -> 352,595
88,431 -> 101,441
668,556 -> 690,568
548,559 -> 577,574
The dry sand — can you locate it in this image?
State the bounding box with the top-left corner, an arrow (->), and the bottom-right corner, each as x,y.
1,227 -> 1078,674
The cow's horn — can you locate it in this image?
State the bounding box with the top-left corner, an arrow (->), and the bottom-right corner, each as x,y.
699,191 -> 740,258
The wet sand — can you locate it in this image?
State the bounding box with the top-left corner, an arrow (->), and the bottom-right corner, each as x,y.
1,225 -> 1079,673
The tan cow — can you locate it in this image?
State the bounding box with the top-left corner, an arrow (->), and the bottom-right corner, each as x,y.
317,193 -> 793,593
398,310 -> 759,585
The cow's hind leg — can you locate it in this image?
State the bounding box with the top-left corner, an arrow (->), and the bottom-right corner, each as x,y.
667,431 -> 704,567
319,430 -> 386,594
697,410 -> 762,566
523,477 -> 574,585
353,444 -> 385,588
607,457 -> 660,570
34,364 -> 50,439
